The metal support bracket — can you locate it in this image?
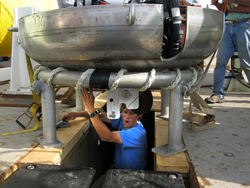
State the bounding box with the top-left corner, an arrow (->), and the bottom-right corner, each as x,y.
152,81 -> 190,157
106,88 -> 139,119
36,81 -> 62,148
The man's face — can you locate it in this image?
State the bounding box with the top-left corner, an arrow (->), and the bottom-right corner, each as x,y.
122,108 -> 140,129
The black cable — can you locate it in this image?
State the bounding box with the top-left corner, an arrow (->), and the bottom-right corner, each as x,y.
230,56 -> 250,88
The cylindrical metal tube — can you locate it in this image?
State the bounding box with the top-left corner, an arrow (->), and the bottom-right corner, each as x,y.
168,81 -> 187,150
75,88 -> 85,111
37,69 -> 198,89
41,81 -> 57,144
160,89 -> 170,118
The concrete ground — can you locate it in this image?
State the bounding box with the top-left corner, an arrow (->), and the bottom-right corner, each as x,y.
182,87 -> 250,187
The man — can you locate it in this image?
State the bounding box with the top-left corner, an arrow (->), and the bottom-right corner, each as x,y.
62,88 -> 153,170
205,0 -> 250,103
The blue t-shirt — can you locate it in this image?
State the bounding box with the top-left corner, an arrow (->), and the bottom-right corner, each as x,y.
111,114 -> 147,170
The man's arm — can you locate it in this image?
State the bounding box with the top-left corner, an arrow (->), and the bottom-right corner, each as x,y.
62,111 -> 89,121
82,87 -> 122,144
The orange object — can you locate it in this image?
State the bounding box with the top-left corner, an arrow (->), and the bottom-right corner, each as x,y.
100,1 -> 108,5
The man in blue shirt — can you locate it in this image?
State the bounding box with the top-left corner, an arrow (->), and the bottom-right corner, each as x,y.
81,87 -> 152,170
73,87 -> 152,188
110,112 -> 147,170
63,88 -> 153,171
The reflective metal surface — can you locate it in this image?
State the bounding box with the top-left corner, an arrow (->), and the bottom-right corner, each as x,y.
161,6 -> 225,69
18,4 -> 163,70
18,5 -> 224,71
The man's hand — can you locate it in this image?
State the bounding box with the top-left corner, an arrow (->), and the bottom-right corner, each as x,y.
81,87 -> 95,114
98,112 -> 111,124
62,112 -> 77,122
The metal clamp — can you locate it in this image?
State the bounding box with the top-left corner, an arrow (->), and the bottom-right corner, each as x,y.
31,80 -> 43,95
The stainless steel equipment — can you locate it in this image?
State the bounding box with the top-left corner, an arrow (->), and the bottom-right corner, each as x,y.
18,5 -> 224,71
13,4 -> 224,157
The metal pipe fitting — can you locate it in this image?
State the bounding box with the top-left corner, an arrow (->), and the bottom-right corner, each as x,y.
37,69 -> 199,89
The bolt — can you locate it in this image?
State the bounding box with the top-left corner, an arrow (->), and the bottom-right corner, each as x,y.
26,164 -> 37,170
168,174 -> 177,179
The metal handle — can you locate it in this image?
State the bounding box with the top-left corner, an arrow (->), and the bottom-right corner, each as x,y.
8,27 -> 18,32
126,4 -> 135,26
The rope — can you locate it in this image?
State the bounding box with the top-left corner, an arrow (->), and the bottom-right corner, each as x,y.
76,68 -> 95,90
161,68 -> 181,90
33,65 -> 50,81
194,65 -> 203,85
109,68 -> 128,92
47,67 -> 68,87
137,68 -> 156,92
188,67 -> 197,86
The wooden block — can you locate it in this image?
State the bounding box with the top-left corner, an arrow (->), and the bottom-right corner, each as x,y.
151,91 -> 161,112
154,112 -> 190,174
19,117 -> 90,165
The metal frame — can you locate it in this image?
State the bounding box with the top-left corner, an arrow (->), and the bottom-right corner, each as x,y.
35,69 -> 196,156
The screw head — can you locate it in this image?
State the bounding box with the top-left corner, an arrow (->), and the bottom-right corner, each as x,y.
26,164 -> 36,170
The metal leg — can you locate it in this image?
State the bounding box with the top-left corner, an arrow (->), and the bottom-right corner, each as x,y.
157,89 -> 170,120
37,81 -> 62,148
75,88 -> 85,112
152,81 -> 190,157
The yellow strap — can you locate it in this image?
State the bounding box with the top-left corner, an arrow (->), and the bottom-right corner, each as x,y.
1,103 -> 40,136
25,53 -> 40,104
190,120 -> 216,132
188,90 -> 216,132
1,54 -> 41,136
55,85 -> 62,94
190,91 -> 214,116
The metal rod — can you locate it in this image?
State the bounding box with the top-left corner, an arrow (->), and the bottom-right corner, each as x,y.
151,81 -> 190,157
37,70 -> 198,89
168,81 -> 187,149
75,88 -> 85,111
157,89 -> 170,120
37,81 -> 62,148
